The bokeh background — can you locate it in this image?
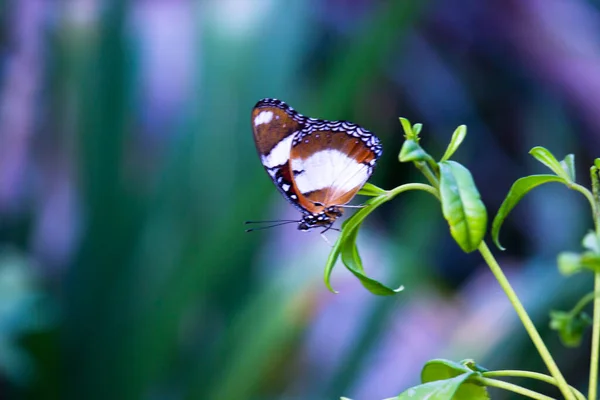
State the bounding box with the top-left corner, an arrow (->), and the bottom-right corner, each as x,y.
0,0 -> 599,398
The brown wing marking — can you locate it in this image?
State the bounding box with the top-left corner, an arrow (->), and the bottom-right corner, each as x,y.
251,106 -> 303,156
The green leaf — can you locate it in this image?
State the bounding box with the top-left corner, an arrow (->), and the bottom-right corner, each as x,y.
399,139 -> 430,163
324,183 -> 438,294
323,196 -> 377,293
392,360 -> 489,400
420,360 -> 488,400
595,158 -> 600,170
421,359 -> 473,381
323,239 -> 343,293
529,146 -> 572,181
550,310 -> 592,347
341,237 -> 404,295
399,117 -> 414,139
324,194 -> 403,295
583,231 -> 600,253
396,373 -> 487,400
357,182 -> 387,197
340,221 -> 403,295
412,123 -> 423,136
560,154 -> 576,182
440,125 -> 467,162
557,250 -> 600,275
491,175 -> 565,250
449,381 -> 489,400
341,225 -> 365,273
581,251 -> 600,272
557,252 -> 583,276
439,161 -> 487,253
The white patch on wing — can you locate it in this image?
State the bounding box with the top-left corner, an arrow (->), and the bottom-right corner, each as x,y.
261,135 -> 293,168
281,183 -> 290,191
291,150 -> 370,195
254,110 -> 274,126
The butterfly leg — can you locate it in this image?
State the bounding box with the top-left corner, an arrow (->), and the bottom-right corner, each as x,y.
320,233 -> 333,247
320,223 -> 340,234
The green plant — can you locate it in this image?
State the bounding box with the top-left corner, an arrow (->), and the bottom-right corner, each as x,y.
328,119 -> 600,400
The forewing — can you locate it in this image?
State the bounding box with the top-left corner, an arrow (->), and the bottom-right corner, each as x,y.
251,98 -> 308,212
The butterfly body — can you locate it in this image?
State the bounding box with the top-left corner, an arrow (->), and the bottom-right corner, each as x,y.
251,98 -> 382,231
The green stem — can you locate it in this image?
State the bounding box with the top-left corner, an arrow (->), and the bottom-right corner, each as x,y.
483,370 -> 586,400
590,167 -> 600,230
570,182 -> 598,232
570,291 -> 598,317
476,377 -> 555,400
414,161 -> 440,189
590,273 -> 600,400
386,182 -> 440,200
589,166 -> 600,400
478,241 -> 576,400
411,153 -> 575,398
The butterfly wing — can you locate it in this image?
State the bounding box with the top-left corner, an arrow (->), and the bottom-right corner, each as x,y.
289,120 -> 382,213
251,99 -> 309,213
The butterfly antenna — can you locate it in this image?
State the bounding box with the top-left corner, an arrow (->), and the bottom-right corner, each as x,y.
244,220 -> 300,232
245,219 -> 299,224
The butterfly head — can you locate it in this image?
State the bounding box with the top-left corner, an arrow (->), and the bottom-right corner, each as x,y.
298,206 -> 343,231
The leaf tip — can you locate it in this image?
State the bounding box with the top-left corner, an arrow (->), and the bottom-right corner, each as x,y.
394,285 -> 405,293
399,117 -> 414,139
492,237 -> 506,251
325,280 -> 339,294
412,123 -> 423,136
528,146 -> 543,154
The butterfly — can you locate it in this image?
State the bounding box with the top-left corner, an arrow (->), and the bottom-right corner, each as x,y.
248,98 -> 382,232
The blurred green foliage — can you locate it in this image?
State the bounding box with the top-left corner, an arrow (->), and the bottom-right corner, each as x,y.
0,0 -> 598,399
